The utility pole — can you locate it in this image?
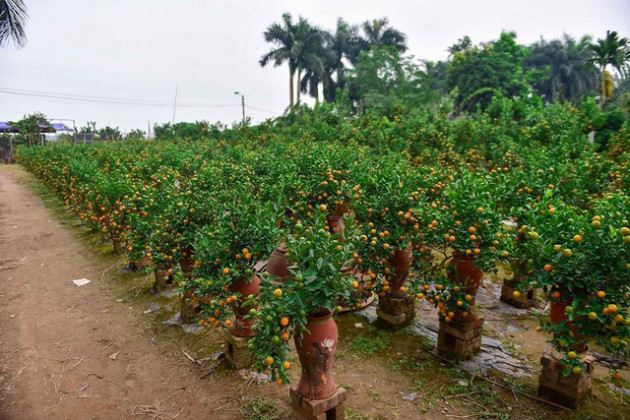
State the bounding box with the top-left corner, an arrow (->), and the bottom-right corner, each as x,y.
234,91 -> 245,127
172,85 -> 178,125
241,94 -> 245,126
147,120 -> 151,140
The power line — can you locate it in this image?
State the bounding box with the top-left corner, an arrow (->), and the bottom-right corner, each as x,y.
0,88 -> 240,108
0,87 -> 285,117
248,105 -> 282,115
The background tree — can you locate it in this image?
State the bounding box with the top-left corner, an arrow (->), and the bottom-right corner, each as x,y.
0,0 -> 27,48
360,18 -> 407,52
292,18 -> 325,106
317,19 -> 363,103
525,34 -> 598,103
417,60 -> 449,108
348,46 -> 420,115
447,36 -> 472,57
12,112 -> 48,146
80,122 -> 97,133
126,129 -> 146,140
447,32 -> 529,112
586,30 -> 630,104
260,13 -> 298,108
98,126 -> 122,142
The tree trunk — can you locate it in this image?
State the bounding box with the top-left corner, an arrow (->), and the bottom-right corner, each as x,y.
600,66 -> 606,105
315,82 -> 319,105
289,69 -> 294,108
296,67 -> 302,105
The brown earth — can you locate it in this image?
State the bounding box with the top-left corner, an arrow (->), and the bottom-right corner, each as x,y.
0,165 -> 289,420
1,164 -> 629,420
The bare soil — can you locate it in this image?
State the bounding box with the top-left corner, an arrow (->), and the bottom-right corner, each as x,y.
1,165 -> 629,420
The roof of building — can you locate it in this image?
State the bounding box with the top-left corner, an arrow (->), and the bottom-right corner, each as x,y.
51,123 -> 73,131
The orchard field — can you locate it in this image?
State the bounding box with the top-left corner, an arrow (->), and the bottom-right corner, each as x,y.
7,98 -> 630,419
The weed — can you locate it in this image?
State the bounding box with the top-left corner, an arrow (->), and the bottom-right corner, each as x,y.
239,398 -> 281,420
413,379 -> 425,392
350,333 -> 390,356
346,409 -> 371,420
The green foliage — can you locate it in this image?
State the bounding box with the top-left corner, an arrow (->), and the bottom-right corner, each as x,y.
447,32 -> 530,111
350,333 -> 390,355
15,88 -> 630,388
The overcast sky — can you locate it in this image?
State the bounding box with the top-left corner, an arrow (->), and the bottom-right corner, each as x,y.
1,0 -> 629,132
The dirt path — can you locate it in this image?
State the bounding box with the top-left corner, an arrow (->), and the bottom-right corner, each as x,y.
0,166 -> 284,420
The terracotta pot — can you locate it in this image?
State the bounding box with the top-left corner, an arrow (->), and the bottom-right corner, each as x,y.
387,247 -> 412,296
448,254 -> 483,300
295,310 -> 338,400
179,247 -> 195,278
326,215 -> 345,241
154,266 -> 173,291
276,208 -> 295,228
112,236 -> 123,254
337,268 -> 376,312
332,199 -> 350,217
550,300 -> 588,352
229,275 -> 260,338
137,255 -> 152,269
266,243 -> 290,282
180,294 -> 199,323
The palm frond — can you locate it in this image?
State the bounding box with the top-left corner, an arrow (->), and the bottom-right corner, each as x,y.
0,0 -> 28,48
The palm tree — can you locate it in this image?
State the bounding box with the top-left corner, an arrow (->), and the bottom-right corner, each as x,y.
324,19 -> 364,101
0,0 -> 28,48
586,30 -> 630,104
260,13 -> 298,108
361,18 -> 407,52
292,18 -> 325,106
525,34 -> 598,103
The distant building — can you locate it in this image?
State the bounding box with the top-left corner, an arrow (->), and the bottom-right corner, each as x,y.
44,123 -> 75,142
0,122 -> 18,133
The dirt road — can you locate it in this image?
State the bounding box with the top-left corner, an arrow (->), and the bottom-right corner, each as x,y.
0,166 -> 286,420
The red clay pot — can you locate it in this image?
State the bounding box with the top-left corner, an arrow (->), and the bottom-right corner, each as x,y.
295,310 -> 338,400
387,247 -> 412,295
266,243 -> 290,282
448,254 -> 483,299
550,300 -> 588,352
332,199 -> 350,217
326,215 -> 345,241
229,275 -> 260,338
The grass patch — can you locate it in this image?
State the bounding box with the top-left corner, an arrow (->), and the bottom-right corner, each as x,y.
350,332 -> 390,355
238,398 -> 282,420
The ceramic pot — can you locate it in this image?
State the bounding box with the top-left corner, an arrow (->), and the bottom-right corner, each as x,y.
295,310 -> 338,399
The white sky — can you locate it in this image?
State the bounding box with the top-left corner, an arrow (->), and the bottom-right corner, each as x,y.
1,0 -> 629,132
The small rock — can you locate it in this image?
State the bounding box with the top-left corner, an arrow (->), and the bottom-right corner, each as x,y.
399,391 -> 417,401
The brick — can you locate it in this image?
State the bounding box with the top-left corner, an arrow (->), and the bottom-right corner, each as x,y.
500,280 -> 536,308
222,329 -> 252,369
537,351 -> 592,408
290,387 -> 347,420
437,318 -> 484,360
378,295 -> 415,315
376,296 -> 415,330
